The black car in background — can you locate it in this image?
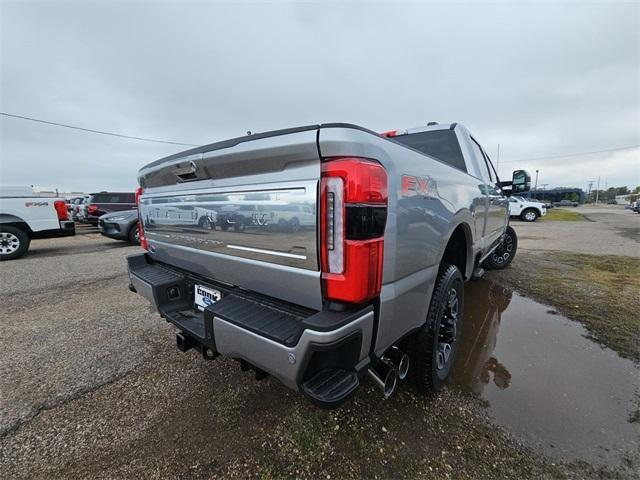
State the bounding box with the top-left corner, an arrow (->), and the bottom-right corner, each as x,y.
86,192 -> 136,225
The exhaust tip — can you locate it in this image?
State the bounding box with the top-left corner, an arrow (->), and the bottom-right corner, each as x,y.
367,366 -> 397,398
387,346 -> 410,380
397,354 -> 410,380
382,368 -> 397,398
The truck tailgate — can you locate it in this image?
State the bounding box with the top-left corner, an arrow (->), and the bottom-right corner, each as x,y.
137,127 -> 323,310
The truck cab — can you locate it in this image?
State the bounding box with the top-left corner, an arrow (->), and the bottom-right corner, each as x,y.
0,186 -> 75,260
508,196 -> 547,222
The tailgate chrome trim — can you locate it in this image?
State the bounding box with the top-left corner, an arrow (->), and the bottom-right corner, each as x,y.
227,244 -> 307,260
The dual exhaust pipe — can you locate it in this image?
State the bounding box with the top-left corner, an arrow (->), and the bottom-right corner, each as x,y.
367,346 -> 410,398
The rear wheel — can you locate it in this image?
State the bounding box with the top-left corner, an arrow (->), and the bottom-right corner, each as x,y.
128,223 -> 140,245
520,208 -> 538,222
410,264 -> 464,394
482,225 -> 518,270
0,226 -> 30,260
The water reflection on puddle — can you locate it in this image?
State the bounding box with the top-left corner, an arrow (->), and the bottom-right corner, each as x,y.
451,280 -> 639,466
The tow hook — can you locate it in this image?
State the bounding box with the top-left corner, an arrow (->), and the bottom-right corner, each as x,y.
176,332 -> 196,352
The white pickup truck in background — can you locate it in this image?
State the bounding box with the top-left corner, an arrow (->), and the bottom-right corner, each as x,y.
0,186 -> 75,260
508,195 -> 547,222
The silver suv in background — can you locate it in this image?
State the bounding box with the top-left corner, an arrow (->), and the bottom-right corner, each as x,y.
98,209 -> 140,244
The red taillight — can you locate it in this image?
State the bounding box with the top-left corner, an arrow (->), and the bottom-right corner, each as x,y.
321,157 -> 387,304
54,200 -> 68,221
87,204 -> 98,215
135,186 -> 148,250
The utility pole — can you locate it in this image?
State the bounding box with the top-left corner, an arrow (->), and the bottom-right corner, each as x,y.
534,170 -> 539,190
587,180 -> 594,203
595,176 -> 600,205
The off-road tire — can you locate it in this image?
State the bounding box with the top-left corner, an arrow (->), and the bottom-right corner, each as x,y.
520,208 -> 538,222
128,223 -> 141,245
410,263 -> 464,394
482,225 -> 518,270
0,225 -> 30,260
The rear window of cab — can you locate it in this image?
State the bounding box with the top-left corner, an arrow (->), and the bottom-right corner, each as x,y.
391,130 -> 467,173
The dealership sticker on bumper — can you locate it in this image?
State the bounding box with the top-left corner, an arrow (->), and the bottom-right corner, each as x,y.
194,284 -> 222,311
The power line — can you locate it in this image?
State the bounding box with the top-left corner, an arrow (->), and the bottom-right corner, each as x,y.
499,144 -> 639,164
0,112 -> 200,147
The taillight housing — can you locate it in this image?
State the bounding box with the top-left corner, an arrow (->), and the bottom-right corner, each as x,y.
135,186 -> 148,250
320,157 -> 388,304
87,204 -> 98,215
54,200 -> 69,221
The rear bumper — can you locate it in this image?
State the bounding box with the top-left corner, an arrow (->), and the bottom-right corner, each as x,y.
126,253 -> 373,403
31,221 -> 75,239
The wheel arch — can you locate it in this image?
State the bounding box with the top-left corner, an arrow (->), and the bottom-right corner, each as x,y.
527,206 -> 542,215
441,222 -> 473,280
0,214 -> 33,236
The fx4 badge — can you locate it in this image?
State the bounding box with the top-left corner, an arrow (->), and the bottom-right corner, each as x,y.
401,175 -> 436,198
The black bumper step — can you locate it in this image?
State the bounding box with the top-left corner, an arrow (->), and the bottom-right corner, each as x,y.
206,295 -> 306,347
133,263 -> 184,285
301,368 -> 360,409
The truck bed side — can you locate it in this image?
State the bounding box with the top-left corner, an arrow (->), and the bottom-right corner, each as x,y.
317,126 -> 485,356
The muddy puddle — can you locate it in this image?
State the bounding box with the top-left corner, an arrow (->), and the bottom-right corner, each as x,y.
451,280 -> 639,466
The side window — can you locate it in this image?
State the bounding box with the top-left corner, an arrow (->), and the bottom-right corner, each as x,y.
470,138 -> 491,182
391,130 -> 467,173
481,148 -> 500,183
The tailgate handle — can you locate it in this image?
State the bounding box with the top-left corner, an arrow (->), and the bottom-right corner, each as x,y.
173,161 -> 199,182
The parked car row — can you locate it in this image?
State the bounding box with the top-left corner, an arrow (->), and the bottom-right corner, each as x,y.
68,192 -> 136,225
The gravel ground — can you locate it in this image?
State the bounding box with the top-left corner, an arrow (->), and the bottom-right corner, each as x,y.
0,224 -> 636,479
513,206 -> 640,257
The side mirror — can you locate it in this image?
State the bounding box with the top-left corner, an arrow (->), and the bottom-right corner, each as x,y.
512,170 -> 531,193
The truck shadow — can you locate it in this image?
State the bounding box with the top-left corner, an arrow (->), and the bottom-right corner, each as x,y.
25,241 -> 137,260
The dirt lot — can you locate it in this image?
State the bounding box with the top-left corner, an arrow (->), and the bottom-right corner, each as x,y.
0,210 -> 638,479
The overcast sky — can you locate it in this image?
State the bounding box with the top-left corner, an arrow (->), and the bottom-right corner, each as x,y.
1,0 -> 638,193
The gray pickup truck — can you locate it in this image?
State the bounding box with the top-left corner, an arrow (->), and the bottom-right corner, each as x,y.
127,122 -> 530,408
